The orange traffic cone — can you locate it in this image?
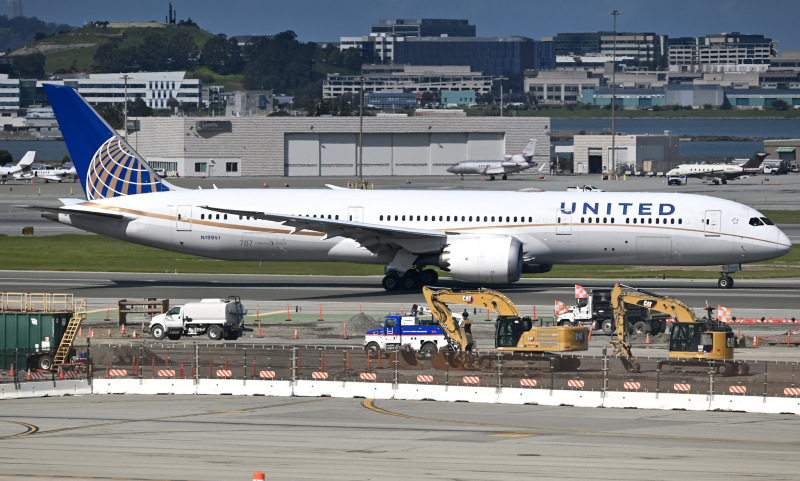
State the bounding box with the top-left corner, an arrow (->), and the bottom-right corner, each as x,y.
132,330 -> 137,339
588,328 -> 592,342
58,367 -> 64,379
89,329 -> 94,338
646,333 -> 651,344
108,329 -> 111,338
9,363 -> 14,376
294,329 -> 298,339
753,335 -> 759,347
26,369 -> 31,381
78,327 -> 83,336
121,324 -> 126,335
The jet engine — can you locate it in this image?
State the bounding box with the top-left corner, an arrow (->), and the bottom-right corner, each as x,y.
438,235 -> 523,284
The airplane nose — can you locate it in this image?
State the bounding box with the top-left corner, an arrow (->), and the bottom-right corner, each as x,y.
446,166 -> 457,173
776,228 -> 792,256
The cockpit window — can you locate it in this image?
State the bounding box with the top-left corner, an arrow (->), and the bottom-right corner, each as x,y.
760,217 -> 775,226
749,217 -> 764,226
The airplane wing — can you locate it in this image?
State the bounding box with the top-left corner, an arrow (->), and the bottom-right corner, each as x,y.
201,205 -> 448,254
19,204 -> 131,220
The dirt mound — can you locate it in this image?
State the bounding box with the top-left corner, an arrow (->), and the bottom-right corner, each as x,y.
330,314 -> 382,337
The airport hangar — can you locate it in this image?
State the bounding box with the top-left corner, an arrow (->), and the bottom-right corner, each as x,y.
124,116 -> 552,177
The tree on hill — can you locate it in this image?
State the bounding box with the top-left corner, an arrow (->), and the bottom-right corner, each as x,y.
243,31 -> 314,92
200,34 -> 242,75
12,52 -> 45,77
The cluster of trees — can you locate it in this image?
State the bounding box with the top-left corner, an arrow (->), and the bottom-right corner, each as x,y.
0,15 -> 72,51
93,30 -> 199,72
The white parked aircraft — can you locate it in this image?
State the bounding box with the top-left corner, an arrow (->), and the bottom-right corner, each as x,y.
666,152 -> 767,185
27,85 -> 792,290
16,164 -> 77,183
0,151 -> 35,183
446,139 -> 538,180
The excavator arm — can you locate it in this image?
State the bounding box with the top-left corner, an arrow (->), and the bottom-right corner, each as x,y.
422,286 -> 520,352
609,283 -> 699,370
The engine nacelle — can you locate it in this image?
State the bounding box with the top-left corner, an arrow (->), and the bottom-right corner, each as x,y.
439,235 -> 523,284
522,263 -> 553,274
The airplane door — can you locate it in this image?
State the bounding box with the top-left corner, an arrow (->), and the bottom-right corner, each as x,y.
704,210 -> 721,237
348,206 -> 364,222
556,209 -> 572,235
176,205 -> 192,231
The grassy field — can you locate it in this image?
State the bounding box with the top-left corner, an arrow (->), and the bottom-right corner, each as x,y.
1,208 -> 796,280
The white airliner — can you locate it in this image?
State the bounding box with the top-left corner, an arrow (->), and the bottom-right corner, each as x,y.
0,151 -> 35,183
666,152 -> 767,185
27,85 -> 792,291
446,139 -> 538,180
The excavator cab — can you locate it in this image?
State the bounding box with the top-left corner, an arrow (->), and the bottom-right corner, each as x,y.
495,316 -> 533,348
668,321 -> 734,360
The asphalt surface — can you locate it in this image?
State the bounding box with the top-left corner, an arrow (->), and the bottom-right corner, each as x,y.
0,395 -> 798,481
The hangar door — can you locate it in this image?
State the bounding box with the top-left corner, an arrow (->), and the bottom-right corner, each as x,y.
467,133 -> 504,161
285,134 -> 321,176
319,133 -> 357,176
392,134 -> 430,176
430,133 -> 468,174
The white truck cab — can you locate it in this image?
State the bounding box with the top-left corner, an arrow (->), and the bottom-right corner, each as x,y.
149,296 -> 247,341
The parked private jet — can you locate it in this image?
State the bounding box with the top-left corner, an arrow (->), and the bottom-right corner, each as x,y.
25,85 -> 792,290
666,152 -> 767,185
0,151 -> 35,183
446,139 -> 538,180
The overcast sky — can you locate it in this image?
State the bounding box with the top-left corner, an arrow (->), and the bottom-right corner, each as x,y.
20,0 -> 800,51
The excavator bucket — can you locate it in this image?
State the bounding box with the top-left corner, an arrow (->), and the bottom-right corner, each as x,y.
387,347 -> 422,369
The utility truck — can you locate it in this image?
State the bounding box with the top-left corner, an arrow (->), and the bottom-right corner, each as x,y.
148,296 -> 247,341
566,185 -> 604,192
364,305 -> 450,359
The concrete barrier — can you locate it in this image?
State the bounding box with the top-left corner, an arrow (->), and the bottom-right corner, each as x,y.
2,378 -> 799,415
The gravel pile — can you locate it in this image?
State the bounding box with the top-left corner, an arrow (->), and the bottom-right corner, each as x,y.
331,313 -> 382,337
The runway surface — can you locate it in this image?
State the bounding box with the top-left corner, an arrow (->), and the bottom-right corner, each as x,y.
0,395 -> 798,480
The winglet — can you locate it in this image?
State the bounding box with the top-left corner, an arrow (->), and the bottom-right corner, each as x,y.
43,84 -> 180,200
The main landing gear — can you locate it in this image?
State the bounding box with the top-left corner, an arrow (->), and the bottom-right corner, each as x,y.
718,275 -> 734,289
382,268 -> 439,292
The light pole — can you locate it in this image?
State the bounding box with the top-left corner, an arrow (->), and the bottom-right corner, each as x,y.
496,76 -> 508,117
610,9 -> 619,176
121,74 -> 129,141
358,75 -> 364,184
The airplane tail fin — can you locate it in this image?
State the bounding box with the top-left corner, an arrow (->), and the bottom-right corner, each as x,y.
17,151 -> 35,170
43,84 -> 179,200
521,139 -> 537,158
741,152 -> 768,169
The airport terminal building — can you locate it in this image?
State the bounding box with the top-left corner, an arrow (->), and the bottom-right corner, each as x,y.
131,116 -> 551,177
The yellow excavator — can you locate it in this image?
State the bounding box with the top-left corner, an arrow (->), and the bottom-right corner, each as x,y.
609,283 -> 748,375
421,286 -> 588,371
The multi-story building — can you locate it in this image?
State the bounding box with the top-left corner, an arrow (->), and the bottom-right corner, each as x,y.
341,19 -> 476,64
392,36 -> 553,89
322,65 -> 492,99
524,70 -> 601,104
553,32 -> 666,65
668,33 -> 776,72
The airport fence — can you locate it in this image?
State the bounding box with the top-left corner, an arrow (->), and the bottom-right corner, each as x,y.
3,344 -> 800,398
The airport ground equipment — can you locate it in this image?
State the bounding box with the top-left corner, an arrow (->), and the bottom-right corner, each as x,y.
0,292 -> 87,371
118,298 -> 169,326
421,286 -> 588,370
147,296 -> 247,341
363,309 -> 446,359
609,283 -> 748,375
555,287 -> 668,335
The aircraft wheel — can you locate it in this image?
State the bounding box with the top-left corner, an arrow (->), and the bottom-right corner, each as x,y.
722,180 -> 728,184
382,273 -> 402,291
420,269 -> 438,286
401,271 -> 420,291
502,174 -> 507,180
489,175 -> 495,181
718,276 -> 734,289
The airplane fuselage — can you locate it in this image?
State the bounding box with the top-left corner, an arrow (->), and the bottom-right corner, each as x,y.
53,189 -> 791,269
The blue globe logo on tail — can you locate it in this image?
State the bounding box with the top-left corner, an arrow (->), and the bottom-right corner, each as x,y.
44,83 -> 175,200
87,135 -> 165,200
